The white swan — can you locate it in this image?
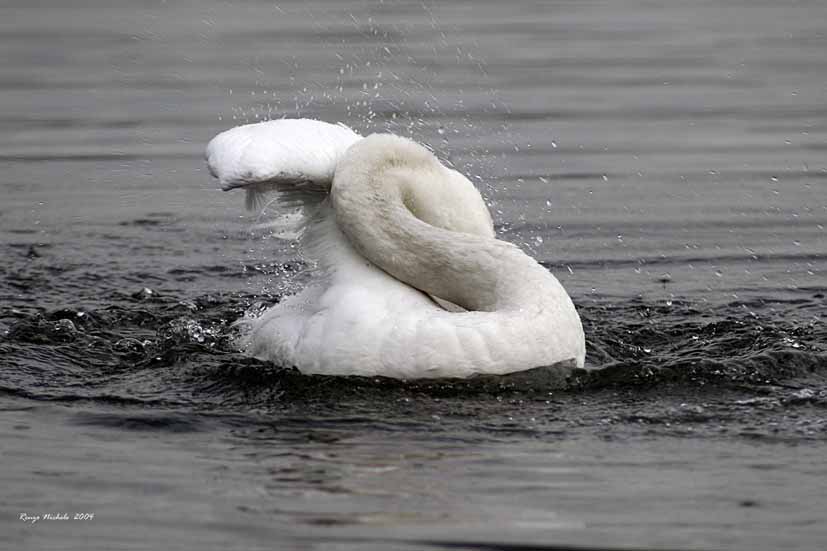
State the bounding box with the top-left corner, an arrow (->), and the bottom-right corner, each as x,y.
206,119 -> 585,379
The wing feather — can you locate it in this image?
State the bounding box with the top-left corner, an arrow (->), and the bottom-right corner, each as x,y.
205,119 -> 362,210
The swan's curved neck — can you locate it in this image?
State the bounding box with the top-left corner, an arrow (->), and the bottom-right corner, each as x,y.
331,135 -> 563,314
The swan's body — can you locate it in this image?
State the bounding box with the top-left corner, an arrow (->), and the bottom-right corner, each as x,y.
206,119 -> 585,378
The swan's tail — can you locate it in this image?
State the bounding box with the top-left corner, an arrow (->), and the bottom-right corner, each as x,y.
205,118 -> 362,211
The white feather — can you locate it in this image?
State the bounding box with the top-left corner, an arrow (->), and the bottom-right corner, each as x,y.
206,120 -> 586,379
205,118 -> 362,210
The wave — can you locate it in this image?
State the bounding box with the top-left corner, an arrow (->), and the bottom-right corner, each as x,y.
2,289 -> 825,408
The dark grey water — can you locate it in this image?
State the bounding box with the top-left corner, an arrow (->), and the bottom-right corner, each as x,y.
2,1 -> 826,550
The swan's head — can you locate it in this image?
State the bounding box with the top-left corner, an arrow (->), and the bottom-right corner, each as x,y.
334,133 -> 495,239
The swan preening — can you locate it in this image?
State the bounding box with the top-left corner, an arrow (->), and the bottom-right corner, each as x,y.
206,119 -> 585,379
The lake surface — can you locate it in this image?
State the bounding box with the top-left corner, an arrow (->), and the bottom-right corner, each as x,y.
1,1 -> 826,549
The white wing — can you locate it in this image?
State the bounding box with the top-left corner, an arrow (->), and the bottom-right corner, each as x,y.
205,118 -> 362,210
